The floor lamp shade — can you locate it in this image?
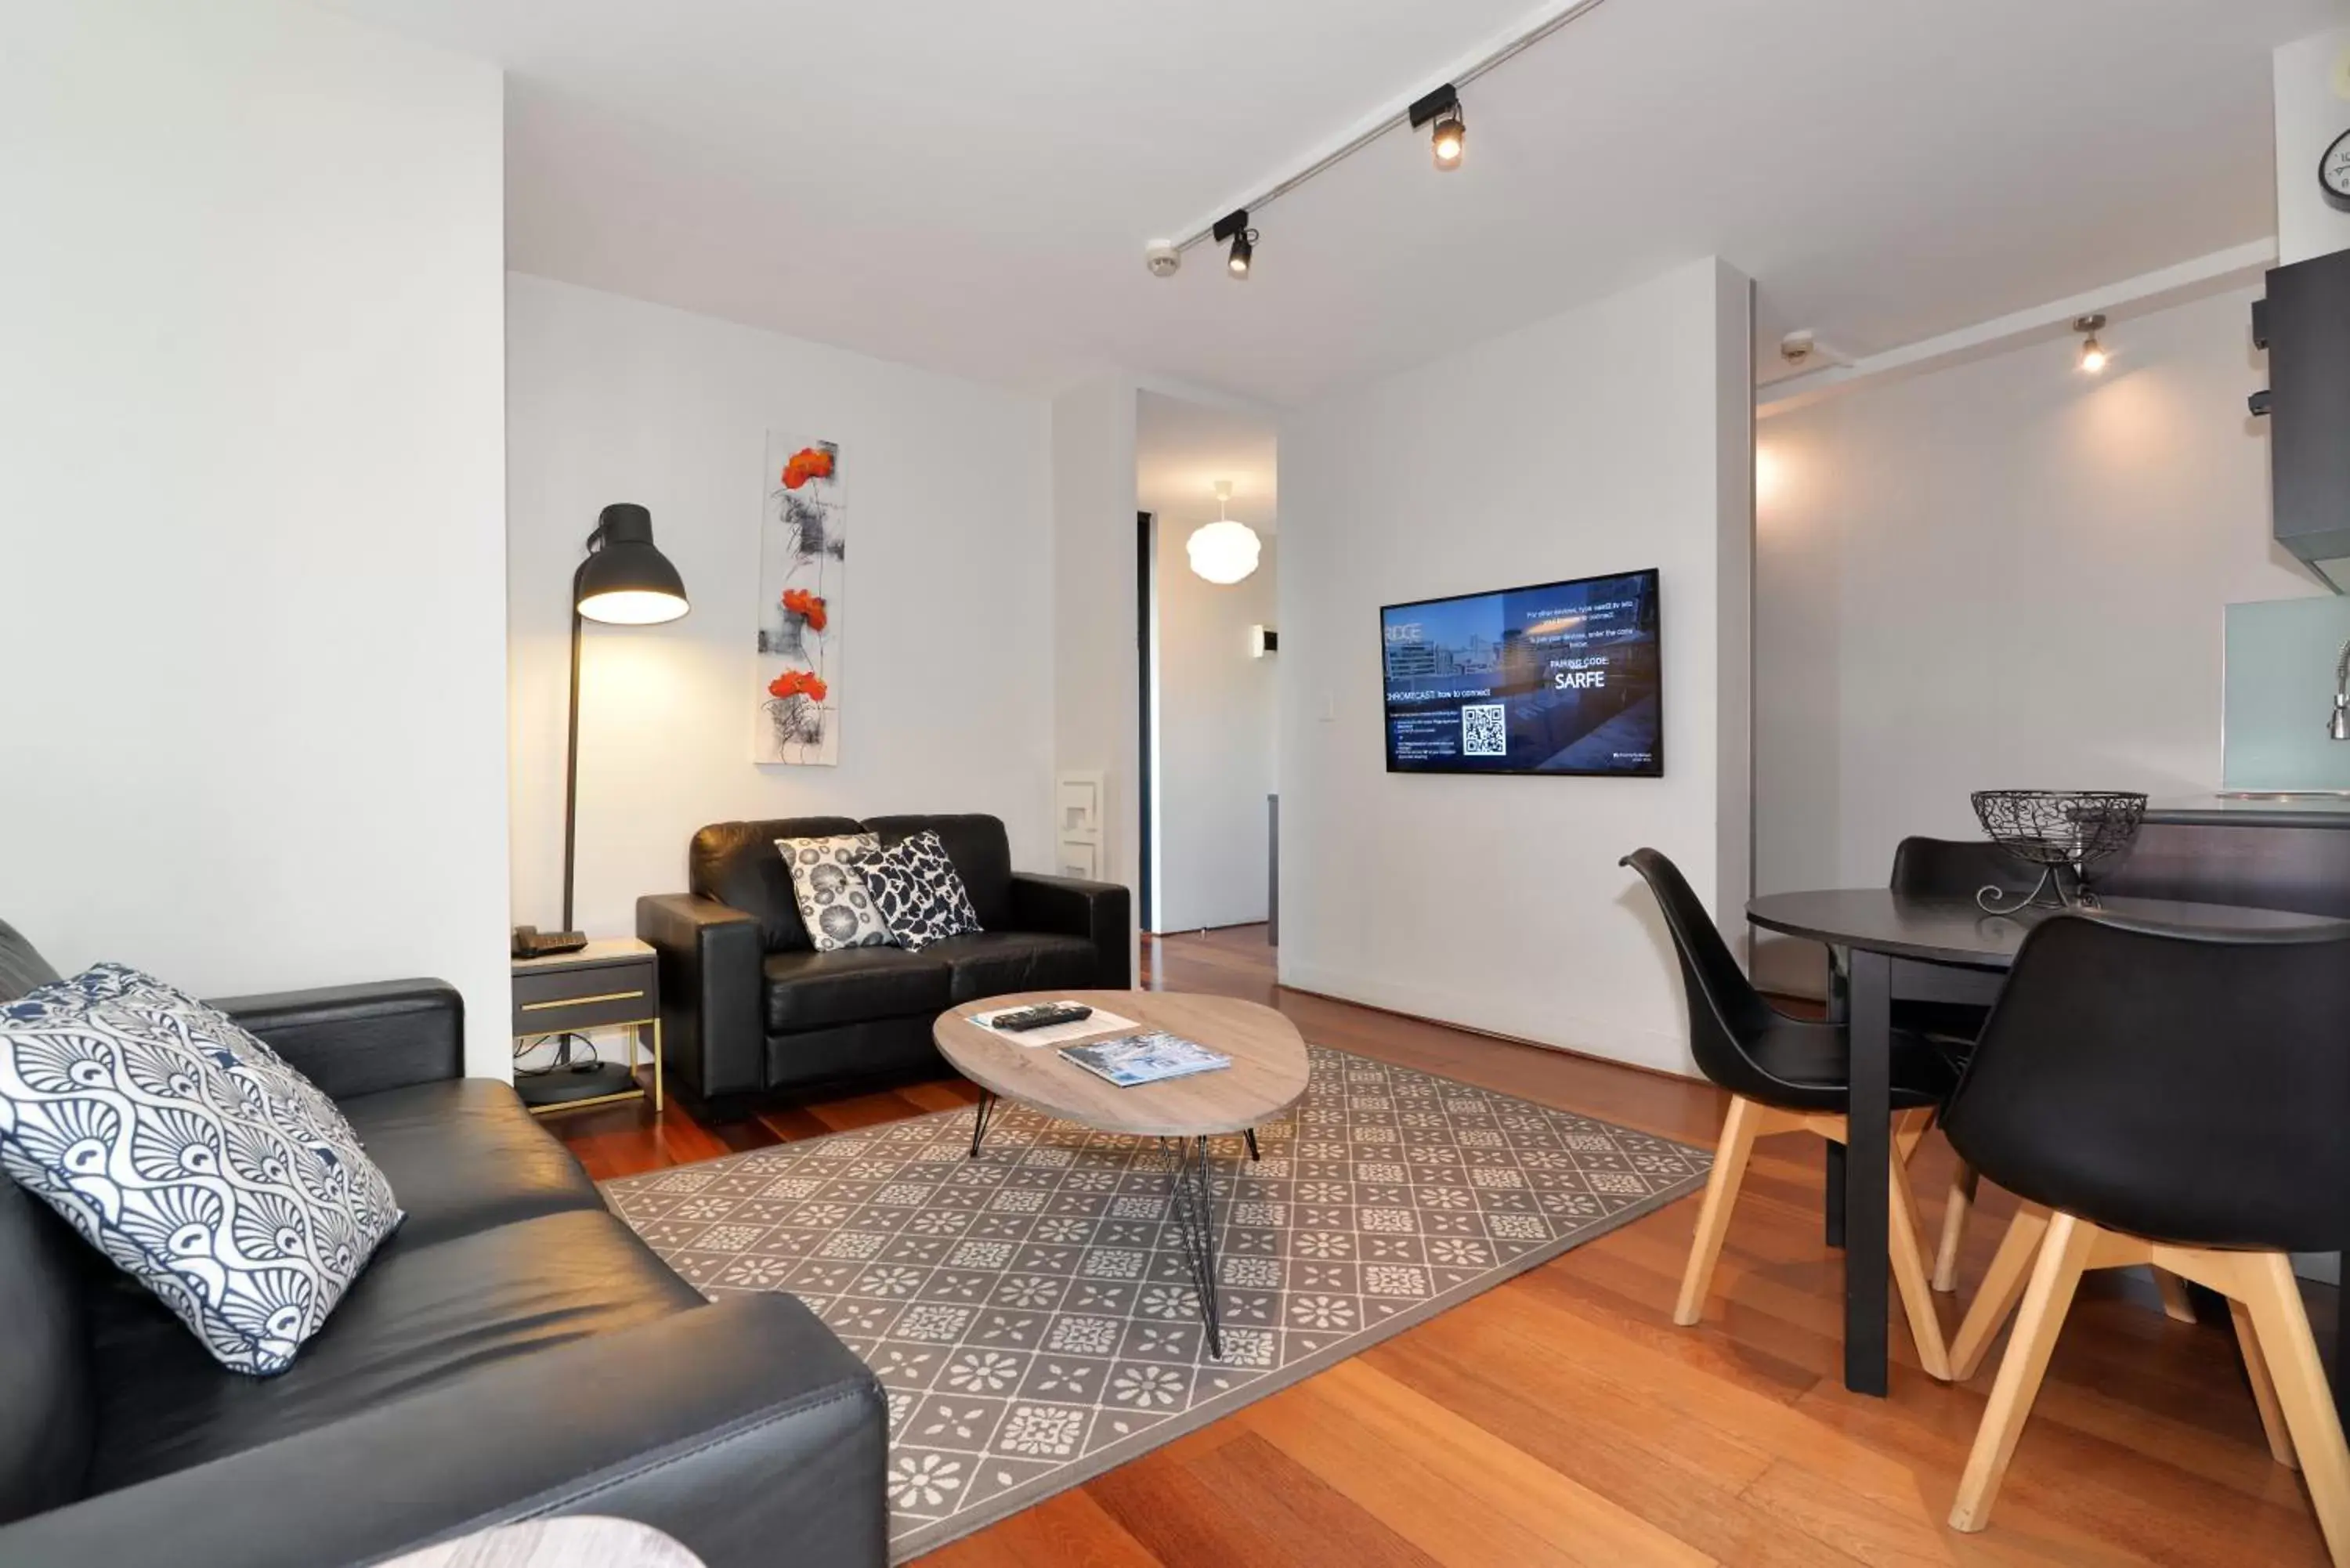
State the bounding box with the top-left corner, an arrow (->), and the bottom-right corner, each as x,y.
576,503 -> 689,624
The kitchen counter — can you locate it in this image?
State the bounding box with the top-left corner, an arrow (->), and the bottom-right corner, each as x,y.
2104,801 -> 2350,916
2145,795 -> 2350,829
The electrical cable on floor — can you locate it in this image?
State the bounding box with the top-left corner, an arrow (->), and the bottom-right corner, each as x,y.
514,1031 -> 602,1078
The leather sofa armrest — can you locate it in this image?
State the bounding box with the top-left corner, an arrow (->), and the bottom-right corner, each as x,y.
0,1295 -> 888,1568
1008,873 -> 1132,990
210,981 -> 463,1100
638,894 -> 765,1100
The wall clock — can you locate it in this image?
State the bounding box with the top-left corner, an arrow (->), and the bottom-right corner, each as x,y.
2325,126 -> 2350,214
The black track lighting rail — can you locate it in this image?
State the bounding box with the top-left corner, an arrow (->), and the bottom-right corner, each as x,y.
1155,0 -> 1612,266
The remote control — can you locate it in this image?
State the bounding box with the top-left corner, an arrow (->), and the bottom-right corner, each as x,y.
992,1003 -> 1094,1032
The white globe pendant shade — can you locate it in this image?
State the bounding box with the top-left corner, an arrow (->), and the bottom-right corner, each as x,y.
1186,519 -> 1262,584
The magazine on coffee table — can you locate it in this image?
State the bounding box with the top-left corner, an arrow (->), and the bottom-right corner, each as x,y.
1058,1031 -> 1231,1087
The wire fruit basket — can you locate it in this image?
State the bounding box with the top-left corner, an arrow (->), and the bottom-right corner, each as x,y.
1969,789 -> 2148,912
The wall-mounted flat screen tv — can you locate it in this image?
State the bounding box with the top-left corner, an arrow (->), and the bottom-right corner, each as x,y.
1381,567 -> 1661,776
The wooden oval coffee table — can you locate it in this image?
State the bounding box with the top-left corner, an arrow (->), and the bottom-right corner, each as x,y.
934,989 -> 1311,1357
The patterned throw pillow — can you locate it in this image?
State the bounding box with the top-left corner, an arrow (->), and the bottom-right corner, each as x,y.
0,964 -> 405,1375
775,834 -> 898,952
845,830 -> 983,952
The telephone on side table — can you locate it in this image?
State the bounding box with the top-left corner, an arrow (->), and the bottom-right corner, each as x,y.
511,925 -> 588,959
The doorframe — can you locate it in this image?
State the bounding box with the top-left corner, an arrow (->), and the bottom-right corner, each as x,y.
1137,511 -> 1158,934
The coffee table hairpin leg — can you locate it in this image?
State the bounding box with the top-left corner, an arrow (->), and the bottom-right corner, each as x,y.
968,1089 -> 996,1158
1162,1135 -> 1225,1360
1244,1128 -> 1260,1162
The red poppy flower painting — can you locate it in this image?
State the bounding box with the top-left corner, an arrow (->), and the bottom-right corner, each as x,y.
759,433 -> 844,765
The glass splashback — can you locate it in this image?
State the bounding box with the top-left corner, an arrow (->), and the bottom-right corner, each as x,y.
2224,594 -> 2350,791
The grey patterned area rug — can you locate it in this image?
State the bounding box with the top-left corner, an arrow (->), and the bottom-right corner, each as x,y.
604,1044 -> 1711,1562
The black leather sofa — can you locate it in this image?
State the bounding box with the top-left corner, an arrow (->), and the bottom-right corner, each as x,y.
0,919 -> 887,1568
638,813 -> 1130,1110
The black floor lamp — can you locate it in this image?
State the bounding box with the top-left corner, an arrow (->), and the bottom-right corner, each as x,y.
515,502 -> 690,1106
560,503 -> 690,931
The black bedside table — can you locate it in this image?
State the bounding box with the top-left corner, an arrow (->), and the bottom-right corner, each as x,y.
511,938 -> 663,1115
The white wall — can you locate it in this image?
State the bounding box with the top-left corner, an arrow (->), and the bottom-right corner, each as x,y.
2276,28 -> 2350,266
507,276 -> 1055,941
1152,529 -> 1278,931
1050,378 -> 1144,937
1278,258 -> 1754,1077
0,0 -> 512,1071
1752,284 -> 2320,995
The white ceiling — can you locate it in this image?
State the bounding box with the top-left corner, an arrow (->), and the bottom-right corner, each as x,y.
1137,391 -> 1279,533
316,0 -> 2334,406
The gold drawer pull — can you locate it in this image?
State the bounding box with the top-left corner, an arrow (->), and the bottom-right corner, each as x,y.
519,988 -> 646,1011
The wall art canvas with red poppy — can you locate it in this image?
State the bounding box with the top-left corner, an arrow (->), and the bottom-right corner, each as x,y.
755,432 -> 844,764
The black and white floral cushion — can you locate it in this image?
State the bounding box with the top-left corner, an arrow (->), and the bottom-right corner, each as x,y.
0,964 -> 404,1375
775,833 -> 896,952
844,831 -> 982,952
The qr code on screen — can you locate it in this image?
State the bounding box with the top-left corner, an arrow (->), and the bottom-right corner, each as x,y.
1461,703 -> 1508,757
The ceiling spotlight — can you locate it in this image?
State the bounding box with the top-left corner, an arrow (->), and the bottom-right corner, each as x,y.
1431,110 -> 1466,171
1408,83 -> 1465,172
1213,208 -> 1256,279
2073,313 -> 2109,374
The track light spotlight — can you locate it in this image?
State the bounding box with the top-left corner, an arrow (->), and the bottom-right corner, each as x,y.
2073,313 -> 2109,374
1431,110 -> 1466,170
1213,208 -> 1256,279
1408,83 -> 1465,172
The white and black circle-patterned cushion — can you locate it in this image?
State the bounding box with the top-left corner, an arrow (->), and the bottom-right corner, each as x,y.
844,830 -> 982,952
0,963 -> 405,1375
774,834 -> 897,952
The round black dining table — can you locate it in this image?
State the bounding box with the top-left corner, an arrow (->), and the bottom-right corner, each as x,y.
1746,888 -> 2346,1401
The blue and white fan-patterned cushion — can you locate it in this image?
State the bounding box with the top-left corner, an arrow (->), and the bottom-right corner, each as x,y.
0,963 -> 404,1375
775,833 -> 898,952
844,830 -> 982,952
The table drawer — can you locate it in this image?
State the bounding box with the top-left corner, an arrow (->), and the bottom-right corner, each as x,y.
512,962 -> 657,1035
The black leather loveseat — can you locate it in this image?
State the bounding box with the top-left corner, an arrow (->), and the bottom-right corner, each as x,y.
639,813 -> 1130,1111
0,919 -> 887,1568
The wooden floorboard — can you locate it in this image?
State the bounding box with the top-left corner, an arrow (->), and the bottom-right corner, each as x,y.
551,923 -> 2340,1566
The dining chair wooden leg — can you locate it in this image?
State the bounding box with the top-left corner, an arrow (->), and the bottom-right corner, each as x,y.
1886,1152 -> 1952,1379
2231,1295 -> 2300,1470
1894,1107 -> 1932,1164
1950,1210 -> 2096,1533
2155,1268 -> 2198,1325
1932,1163 -> 1978,1294
2232,1252 -> 2350,1564
1674,1094 -> 1767,1327
1950,1203 -> 2050,1380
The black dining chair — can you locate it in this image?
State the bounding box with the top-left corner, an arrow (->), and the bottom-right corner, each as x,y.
1893,838 -> 2202,1317
1936,912 -> 2350,1561
1622,848 -> 1954,1378
1886,836 -> 2033,1292
1888,836 -> 2038,1029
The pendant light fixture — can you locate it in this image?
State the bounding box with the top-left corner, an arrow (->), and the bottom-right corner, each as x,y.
1186,480 -> 1262,584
